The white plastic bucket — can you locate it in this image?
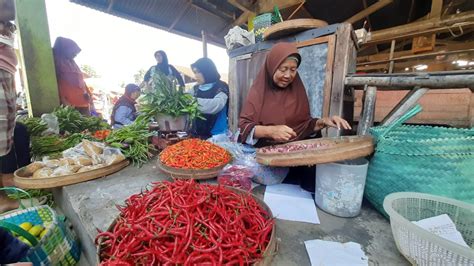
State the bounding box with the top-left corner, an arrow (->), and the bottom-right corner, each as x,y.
315,158 -> 369,217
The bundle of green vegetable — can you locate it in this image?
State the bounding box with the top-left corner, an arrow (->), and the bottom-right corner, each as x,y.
19,117 -> 48,137
106,119 -> 154,167
30,133 -> 95,159
31,135 -> 67,159
140,72 -> 203,121
53,106 -> 110,134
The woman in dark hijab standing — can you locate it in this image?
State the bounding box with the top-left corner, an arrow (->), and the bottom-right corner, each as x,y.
239,42 -> 351,191
190,57 -> 229,139
143,50 -> 185,87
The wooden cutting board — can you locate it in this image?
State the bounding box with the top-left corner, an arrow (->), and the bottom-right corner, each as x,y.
264,18 -> 328,40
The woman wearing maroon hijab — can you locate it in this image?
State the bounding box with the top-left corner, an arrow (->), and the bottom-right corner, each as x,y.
239,42 -> 351,191
53,37 -> 92,116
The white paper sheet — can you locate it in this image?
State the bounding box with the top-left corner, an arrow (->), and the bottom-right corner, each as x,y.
413,214 -> 469,247
264,184 -> 320,224
304,239 -> 369,266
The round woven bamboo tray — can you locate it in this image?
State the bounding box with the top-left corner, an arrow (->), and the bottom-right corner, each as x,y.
256,135 -> 374,167
264,18 -> 328,40
13,160 -> 129,189
97,186 -> 277,265
157,159 -> 230,180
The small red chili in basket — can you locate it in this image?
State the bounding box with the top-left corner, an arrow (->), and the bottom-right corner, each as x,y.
159,138 -> 232,169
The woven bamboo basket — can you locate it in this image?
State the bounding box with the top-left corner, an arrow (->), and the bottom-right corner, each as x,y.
157,158 -> 231,180
14,160 -> 129,189
97,186 -> 277,265
256,135 -> 374,167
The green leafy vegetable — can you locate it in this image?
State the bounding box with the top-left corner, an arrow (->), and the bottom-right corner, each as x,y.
106,119 -> 154,167
140,72 -> 204,121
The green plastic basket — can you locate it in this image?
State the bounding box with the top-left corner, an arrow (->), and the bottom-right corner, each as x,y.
0,205 -> 81,265
365,105 -> 474,216
253,6 -> 283,42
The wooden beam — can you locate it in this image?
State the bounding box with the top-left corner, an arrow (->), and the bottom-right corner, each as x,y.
388,39 -> 396,73
345,71 -> 474,89
227,0 -> 254,12
230,10 -> 254,27
287,1 -> 305,20
361,0 -> 373,29
381,87 -> 429,125
107,0 -> 115,12
345,0 -> 393,24
256,0 -> 305,13
366,11 -> 474,45
358,40 -> 474,63
357,86 -> 377,135
429,0 -> 443,19
202,30 -> 208,58
169,2 -> 191,30
357,48 -> 474,66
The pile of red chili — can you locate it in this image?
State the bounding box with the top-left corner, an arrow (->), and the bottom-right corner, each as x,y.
160,138 -> 232,169
97,179 -> 274,265
93,129 -> 111,141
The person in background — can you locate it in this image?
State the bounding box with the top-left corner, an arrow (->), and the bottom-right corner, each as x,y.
110,83 -> 140,128
190,57 -> 229,139
0,1 -> 32,263
239,42 -> 351,191
142,50 -> 185,88
0,0 -> 21,213
52,37 -> 92,116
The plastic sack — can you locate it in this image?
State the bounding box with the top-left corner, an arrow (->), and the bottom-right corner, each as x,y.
102,147 -> 126,166
41,113 -> 59,135
62,143 -> 88,159
224,26 -> 255,51
209,132 -> 289,186
218,165 -> 253,191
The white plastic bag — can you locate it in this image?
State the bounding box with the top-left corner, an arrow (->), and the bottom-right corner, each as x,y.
224,26 -> 255,51
41,113 -> 59,135
209,132 -> 289,186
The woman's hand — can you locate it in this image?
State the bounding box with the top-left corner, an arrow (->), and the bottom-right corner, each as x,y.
315,116 -> 352,131
255,125 -> 297,142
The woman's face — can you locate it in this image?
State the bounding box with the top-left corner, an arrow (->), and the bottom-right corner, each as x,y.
155,53 -> 163,64
131,90 -> 141,100
192,67 -> 205,85
272,58 -> 298,88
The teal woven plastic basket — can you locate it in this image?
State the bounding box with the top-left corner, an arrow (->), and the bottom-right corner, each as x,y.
0,205 -> 81,265
365,105 -> 474,216
253,6 -> 283,42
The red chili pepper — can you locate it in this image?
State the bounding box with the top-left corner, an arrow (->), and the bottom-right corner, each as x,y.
97,179 -> 274,265
159,139 -> 231,169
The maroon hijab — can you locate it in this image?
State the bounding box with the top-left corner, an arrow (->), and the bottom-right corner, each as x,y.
52,37 -> 86,90
238,42 -> 318,146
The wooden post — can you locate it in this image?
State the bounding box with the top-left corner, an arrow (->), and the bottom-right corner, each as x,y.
381,87 -> 429,126
16,0 -> 60,117
430,0 -> 443,19
228,57 -> 238,132
388,39 -> 396,73
201,30 -> 208,58
357,86 -> 377,135
329,23 -> 357,137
